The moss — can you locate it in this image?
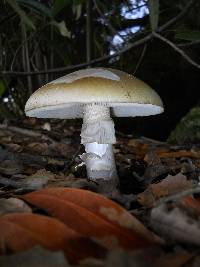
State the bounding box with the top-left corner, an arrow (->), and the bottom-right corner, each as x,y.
168,106 -> 200,144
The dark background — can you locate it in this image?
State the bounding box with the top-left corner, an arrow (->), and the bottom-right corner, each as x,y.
0,0 -> 200,141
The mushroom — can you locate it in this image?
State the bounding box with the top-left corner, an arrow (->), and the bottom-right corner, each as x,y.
25,68 -> 164,188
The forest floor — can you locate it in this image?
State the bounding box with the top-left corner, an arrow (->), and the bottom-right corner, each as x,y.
1,118 -> 200,267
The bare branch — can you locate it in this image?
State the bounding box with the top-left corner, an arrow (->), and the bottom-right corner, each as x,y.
93,0 -> 125,44
133,44 -> 147,74
153,32 -> 200,69
0,34 -> 153,76
178,40 -> 200,47
0,0 -> 195,76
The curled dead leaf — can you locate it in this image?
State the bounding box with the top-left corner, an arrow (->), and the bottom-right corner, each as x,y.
0,246 -> 69,267
151,202 -> 200,245
137,173 -> 195,207
22,187 -> 161,250
0,198 -> 31,216
0,212 -> 106,264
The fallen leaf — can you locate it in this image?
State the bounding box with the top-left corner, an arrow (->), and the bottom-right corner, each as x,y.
183,253 -> 200,267
180,196 -> 200,214
158,149 -> 200,159
0,246 -> 69,267
0,198 -> 31,216
104,248 -> 159,267
137,173 -> 195,207
104,248 -> 192,267
0,212 -> 106,263
153,251 -> 193,267
0,169 -> 50,190
0,159 -> 23,175
151,202 -> 200,245
22,187 -> 161,250
26,142 -> 49,155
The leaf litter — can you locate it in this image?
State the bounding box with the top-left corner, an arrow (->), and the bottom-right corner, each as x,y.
1,119 -> 200,266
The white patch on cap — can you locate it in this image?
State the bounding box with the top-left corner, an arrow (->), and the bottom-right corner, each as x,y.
49,68 -> 120,84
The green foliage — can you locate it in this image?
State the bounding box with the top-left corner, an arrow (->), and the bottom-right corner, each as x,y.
175,30 -> 200,41
168,107 -> 200,144
52,0 -> 70,17
6,0 -> 35,29
18,0 -> 52,18
51,20 -> 71,37
1,0 -> 200,122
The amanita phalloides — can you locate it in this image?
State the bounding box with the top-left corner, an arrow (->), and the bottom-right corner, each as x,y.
25,68 -> 163,187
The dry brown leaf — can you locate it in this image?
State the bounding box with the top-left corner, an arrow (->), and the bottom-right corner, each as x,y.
0,246 -> 69,267
0,159 -> 23,175
0,213 -> 105,263
153,250 -> 193,267
127,139 -> 200,160
127,139 -> 149,158
151,203 -> 200,245
137,173 -> 195,207
183,253 -> 200,267
104,248 -> 192,267
51,143 -> 75,158
0,198 -> 32,216
22,187 -> 160,250
0,169 -> 52,190
26,142 -> 49,155
181,196 -> 200,214
157,149 -> 200,159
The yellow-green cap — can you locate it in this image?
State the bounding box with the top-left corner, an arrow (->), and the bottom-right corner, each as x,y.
25,68 -> 164,119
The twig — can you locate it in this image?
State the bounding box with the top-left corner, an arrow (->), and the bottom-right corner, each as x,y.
0,124 -> 57,144
178,40 -> 200,47
153,32 -> 200,69
140,136 -> 167,146
0,124 -> 41,137
133,44 -> 147,74
158,0 -> 195,32
155,186 -> 200,206
0,34 -> 153,76
0,0 -> 195,76
93,0 -> 125,45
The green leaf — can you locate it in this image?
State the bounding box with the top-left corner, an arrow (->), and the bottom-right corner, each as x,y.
51,20 -> 71,37
0,80 -> 6,96
175,31 -> 200,41
74,4 -> 82,20
52,0 -> 70,17
17,0 -> 52,18
148,0 -> 159,31
6,0 -> 35,30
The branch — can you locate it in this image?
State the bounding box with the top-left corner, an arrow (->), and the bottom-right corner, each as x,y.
153,32 -> 200,69
158,0 -> 195,32
133,44 -> 147,74
0,34 -> 153,76
93,0 -> 125,45
178,40 -> 200,47
0,0 -> 195,76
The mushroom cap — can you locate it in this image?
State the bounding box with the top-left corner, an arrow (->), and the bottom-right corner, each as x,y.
25,68 -> 164,118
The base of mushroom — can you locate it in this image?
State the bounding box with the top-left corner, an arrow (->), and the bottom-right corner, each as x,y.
80,142 -> 118,180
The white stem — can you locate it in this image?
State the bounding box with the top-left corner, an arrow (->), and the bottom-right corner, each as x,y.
83,142 -> 118,180
80,103 -> 118,181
